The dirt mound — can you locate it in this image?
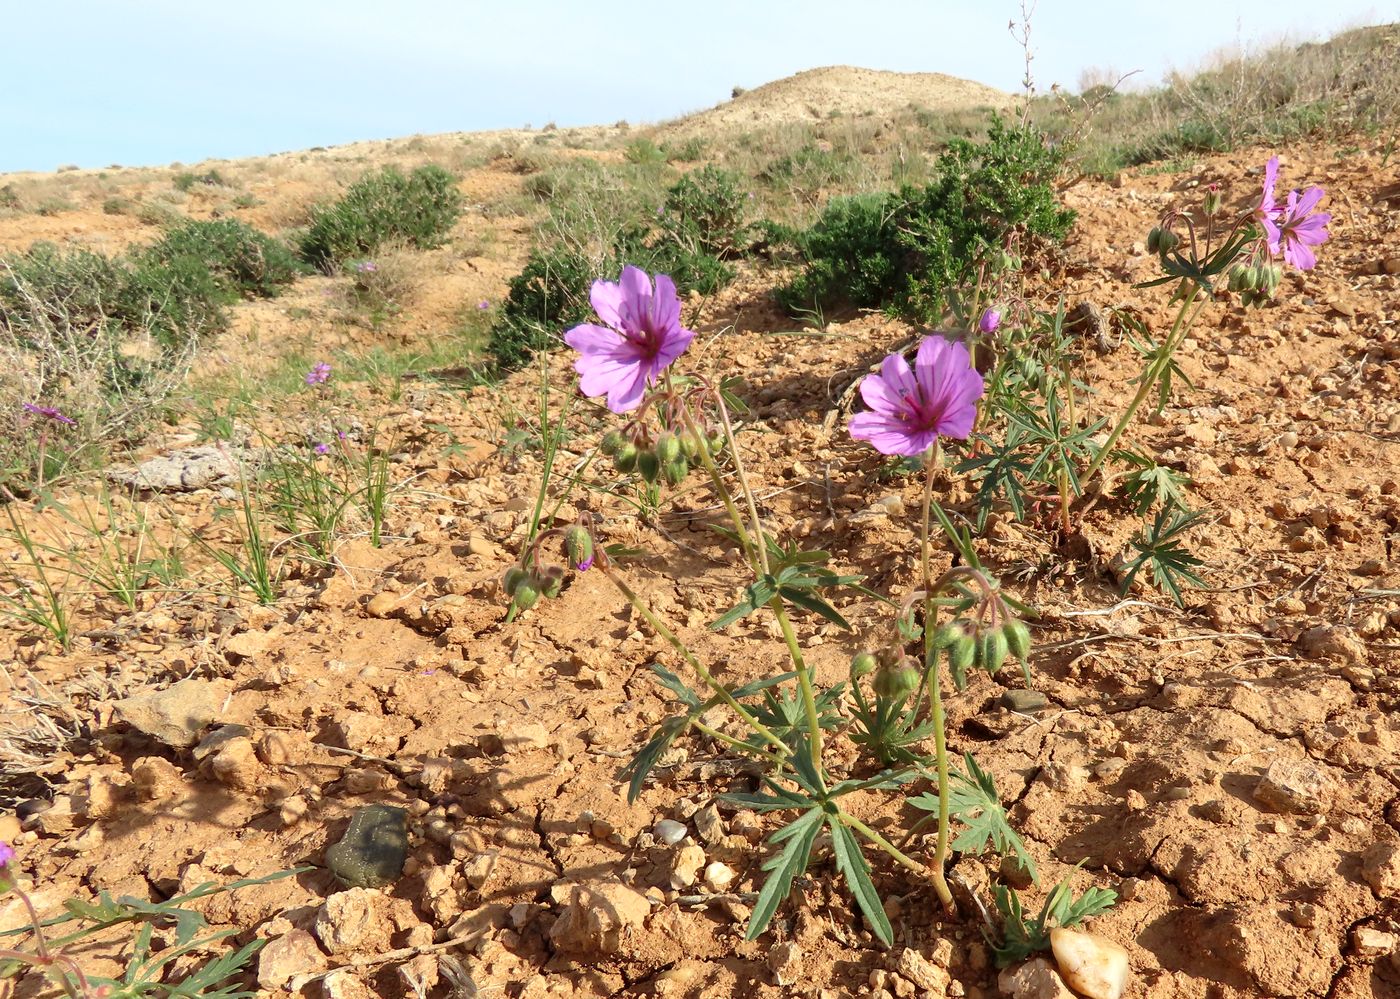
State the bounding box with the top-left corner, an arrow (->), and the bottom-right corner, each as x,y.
663,65 -> 1013,136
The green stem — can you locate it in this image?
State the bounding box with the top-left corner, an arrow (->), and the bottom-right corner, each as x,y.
712,391 -> 769,575
1081,286 -> 1202,485
599,565 -> 789,756
920,443 -> 956,912
682,403 -> 757,573
769,597 -> 825,789
841,811 -> 927,876
692,720 -> 787,768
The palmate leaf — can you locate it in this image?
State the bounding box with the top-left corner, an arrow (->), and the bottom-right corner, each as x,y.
990,868 -> 1118,967
1114,450 -> 1190,516
909,753 -> 1037,883
829,817 -> 893,946
1122,507 -> 1208,607
745,808 -> 824,941
621,715 -> 689,804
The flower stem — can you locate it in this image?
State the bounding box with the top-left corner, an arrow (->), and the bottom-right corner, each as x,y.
692,720 -> 787,768
841,811 -> 927,877
599,565 -> 789,756
682,403 -> 757,573
1081,286 -> 1203,486
920,443 -> 956,912
768,597 -> 825,789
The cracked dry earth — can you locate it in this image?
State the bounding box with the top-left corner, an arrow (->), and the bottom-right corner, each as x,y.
3,139 -> 1400,999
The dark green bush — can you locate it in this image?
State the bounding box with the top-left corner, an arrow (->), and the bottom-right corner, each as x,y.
140,219 -> 301,300
0,244 -> 131,335
659,164 -> 751,259
300,165 -> 463,270
778,117 -> 1075,322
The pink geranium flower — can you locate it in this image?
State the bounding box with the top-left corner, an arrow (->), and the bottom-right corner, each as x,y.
564,265 -> 694,414
849,336 -> 984,456
1257,156 -> 1330,271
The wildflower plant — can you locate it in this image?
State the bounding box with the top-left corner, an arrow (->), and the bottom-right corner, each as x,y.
0,841 -> 305,998
505,265 -> 1077,947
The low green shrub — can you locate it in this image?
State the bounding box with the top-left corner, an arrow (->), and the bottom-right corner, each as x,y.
778,117 -> 1074,322
139,218 -> 301,301
300,165 -> 463,270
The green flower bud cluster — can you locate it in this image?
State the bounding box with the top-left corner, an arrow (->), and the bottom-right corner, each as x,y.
872,657 -> 921,700
601,428 -> 723,489
1227,262 -> 1283,308
929,617 -> 1032,690
1146,227 -> 1180,255
502,563 -> 565,611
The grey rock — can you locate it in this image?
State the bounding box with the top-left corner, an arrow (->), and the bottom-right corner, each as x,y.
326,805 -> 408,888
113,679 -> 232,748
1001,689 -> 1050,714
109,445 -> 248,492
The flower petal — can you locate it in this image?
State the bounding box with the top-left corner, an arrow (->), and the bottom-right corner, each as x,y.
849,411 -> 932,456
589,279 -> 626,329
617,265 -> 653,332
565,323 -> 625,354
651,272 -> 681,332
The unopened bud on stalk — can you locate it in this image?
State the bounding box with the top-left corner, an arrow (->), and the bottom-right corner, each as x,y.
1002,619 -> 1031,663
707,433 -> 726,455
978,308 -> 1002,334
538,565 -> 565,599
615,441 -> 639,472
600,431 -> 626,456
656,433 -> 682,464
949,633 -> 977,680
663,455 -> 689,486
849,651 -> 878,679
873,660 -> 920,699
502,566 -> 527,597
564,525 -> 594,571
1203,186 -> 1222,216
637,449 -> 661,483
512,580 -> 540,611
681,433 -> 701,459
979,629 -> 1011,672
928,621 -> 967,652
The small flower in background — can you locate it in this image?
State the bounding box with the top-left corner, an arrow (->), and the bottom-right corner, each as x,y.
0,840 -> 14,867
978,308 -> 1001,334
477,300 -> 491,310
22,402 -> 75,425
564,265 -> 694,414
314,442 -> 331,455
305,362 -> 332,386
1257,156 -> 1330,271
354,260 -> 378,274
336,429 -> 348,440
849,336 -> 984,456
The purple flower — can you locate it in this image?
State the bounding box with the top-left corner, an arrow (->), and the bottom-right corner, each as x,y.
978,308 -> 1001,334
305,362 -> 332,386
1264,186 -> 1331,271
576,554 -> 594,572
354,261 -> 378,274
22,403 -> 75,426
849,336 -> 984,456
314,442 -> 331,455
0,841 -> 13,868
1258,156 -> 1280,221
564,265 -> 694,414
477,300 -> 490,310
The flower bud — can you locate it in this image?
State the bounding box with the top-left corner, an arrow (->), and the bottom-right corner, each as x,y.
873,662 -> 920,699
502,566 -> 527,597
928,621 -> 966,652
948,634 -> 976,688
663,455 -> 689,486
655,433 -> 682,464
512,580 -> 540,611
1158,229 -> 1179,253
849,651 -> 879,679
538,565 -> 565,598
1146,227 -> 1161,253
600,431 -> 625,456
1002,619 -> 1031,663
614,441 -> 638,472
708,433 -> 726,455
681,433 -> 701,459
637,449 -> 661,483
979,629 -> 1010,672
564,525 -> 594,571
1203,188 -> 1221,216
978,308 -> 1001,334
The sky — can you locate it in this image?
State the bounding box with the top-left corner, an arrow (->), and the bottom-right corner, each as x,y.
3,0 -> 1394,174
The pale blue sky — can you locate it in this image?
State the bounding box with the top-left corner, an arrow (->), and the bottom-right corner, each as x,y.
3,0 -> 1392,173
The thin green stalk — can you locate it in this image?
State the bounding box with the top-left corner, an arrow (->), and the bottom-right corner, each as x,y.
1081,286 -> 1203,485
920,443 -> 955,911
841,811 -> 927,876
692,720 -> 788,768
599,565 -> 789,756
681,402 -> 756,572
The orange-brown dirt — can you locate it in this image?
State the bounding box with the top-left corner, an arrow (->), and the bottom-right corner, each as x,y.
2,135 -> 1399,999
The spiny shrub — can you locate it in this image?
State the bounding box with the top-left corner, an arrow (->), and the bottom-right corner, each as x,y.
300,165 -> 463,270
778,117 -> 1074,322
138,218 -> 301,301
